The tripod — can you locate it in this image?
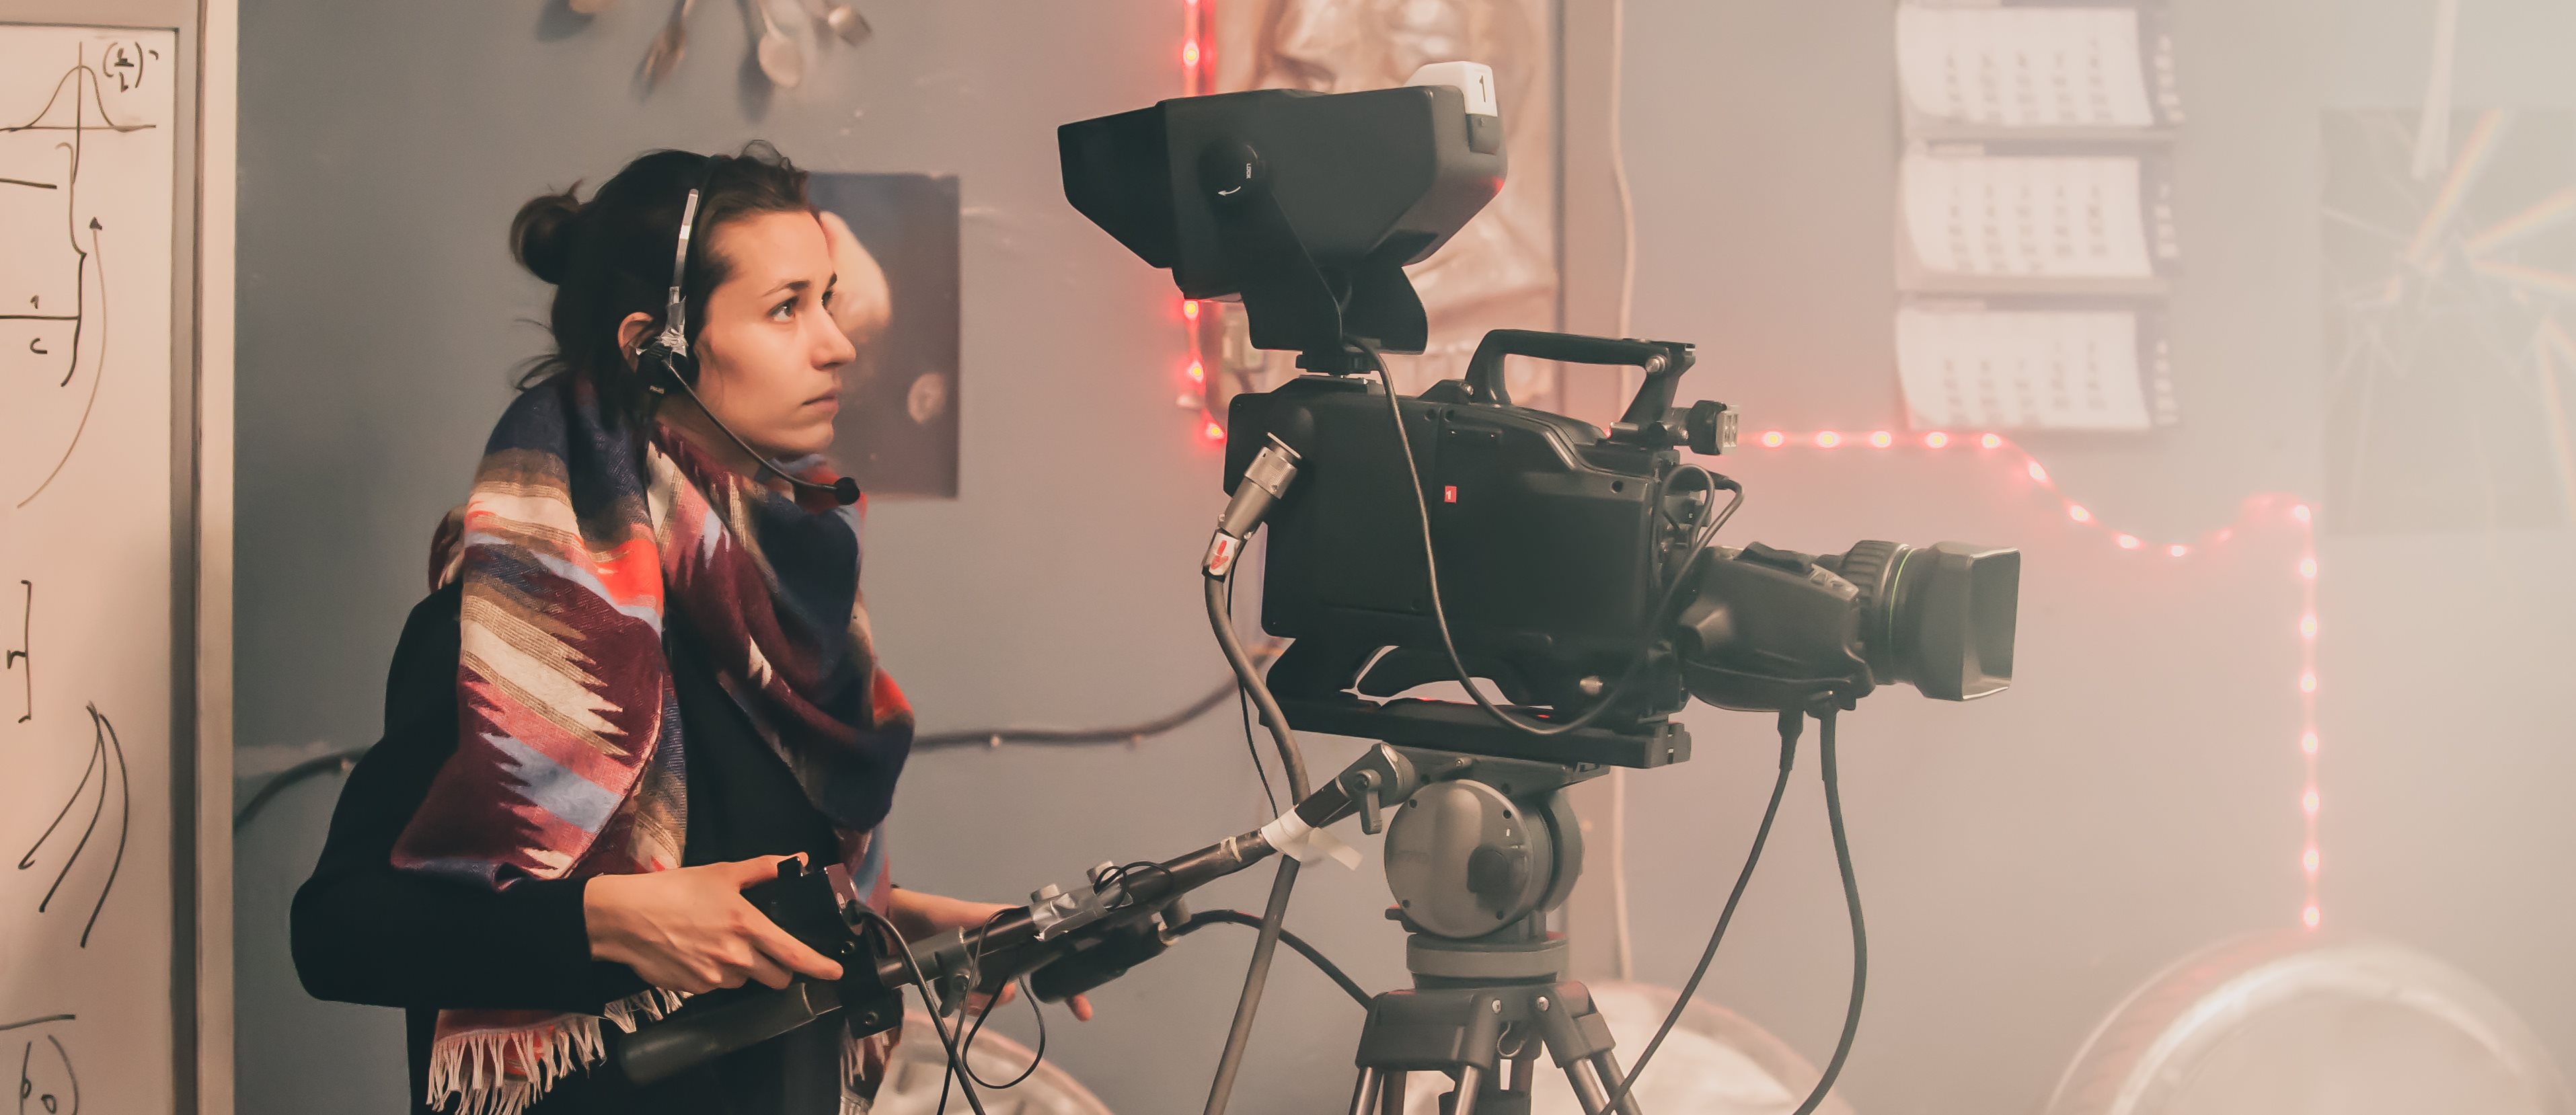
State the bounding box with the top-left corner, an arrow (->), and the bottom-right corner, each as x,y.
1337,752 -> 1649,1115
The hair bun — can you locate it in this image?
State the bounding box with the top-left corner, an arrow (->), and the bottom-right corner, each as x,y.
509,184 -> 586,285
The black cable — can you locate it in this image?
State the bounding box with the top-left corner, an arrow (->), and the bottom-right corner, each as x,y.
845,905 -> 991,1115
1598,707 -> 1801,1115
1177,910 -> 1371,1008
1357,334 -> 1739,739
1227,569 -> 1281,814
940,913 -> 1049,1113
232,747 -> 369,831
1788,705 -> 1866,1115
946,976 -> 1047,1108
911,640 -> 1285,751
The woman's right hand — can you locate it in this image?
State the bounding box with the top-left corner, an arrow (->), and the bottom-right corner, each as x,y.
582,855 -> 845,995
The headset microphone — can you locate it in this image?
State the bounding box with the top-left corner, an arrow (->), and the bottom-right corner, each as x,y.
642,157 -> 860,508
642,348 -> 862,506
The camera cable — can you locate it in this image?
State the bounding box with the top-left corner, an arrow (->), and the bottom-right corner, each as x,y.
846,904 -> 994,1115
1351,336 -> 1739,739
1790,703 -> 1867,1115
1227,562 -> 1282,814
1199,570 -> 1314,1115
936,912 -> 1053,1115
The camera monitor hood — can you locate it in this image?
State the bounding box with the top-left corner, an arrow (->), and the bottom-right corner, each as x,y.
1059,64 -> 1507,362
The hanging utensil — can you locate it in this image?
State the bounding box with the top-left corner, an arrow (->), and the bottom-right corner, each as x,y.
748,0 -> 805,87
798,0 -> 872,46
640,0 -> 697,89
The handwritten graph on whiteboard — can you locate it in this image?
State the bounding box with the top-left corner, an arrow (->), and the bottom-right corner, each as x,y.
1,24 -> 180,1115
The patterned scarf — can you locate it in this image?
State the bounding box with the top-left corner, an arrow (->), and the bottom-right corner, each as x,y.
393,371 -> 915,1115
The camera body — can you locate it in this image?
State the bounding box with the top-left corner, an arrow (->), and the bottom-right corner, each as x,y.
1225,373 -> 1690,720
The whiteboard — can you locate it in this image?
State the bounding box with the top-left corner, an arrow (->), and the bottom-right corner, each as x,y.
0,20 -> 188,1115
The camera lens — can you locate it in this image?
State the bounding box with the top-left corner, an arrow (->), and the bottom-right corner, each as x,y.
1822,541 -> 2020,701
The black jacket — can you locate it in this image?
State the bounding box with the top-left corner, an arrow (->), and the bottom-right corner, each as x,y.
292,580 -> 851,1114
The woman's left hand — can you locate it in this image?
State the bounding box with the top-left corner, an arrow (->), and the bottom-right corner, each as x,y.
886,889 -> 1096,1022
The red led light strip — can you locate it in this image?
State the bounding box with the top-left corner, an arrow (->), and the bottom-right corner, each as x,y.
1752,428 -> 2324,931
1180,3 -> 1228,444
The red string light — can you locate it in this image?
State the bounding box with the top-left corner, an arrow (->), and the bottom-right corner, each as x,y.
1179,1 -> 1223,443
2296,503 -> 2319,930
1749,430 -> 2326,930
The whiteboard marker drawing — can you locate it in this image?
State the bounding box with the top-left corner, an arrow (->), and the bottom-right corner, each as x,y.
5,580 -> 26,724
2,44 -> 152,509
3,1015 -> 79,1115
14,706 -> 127,948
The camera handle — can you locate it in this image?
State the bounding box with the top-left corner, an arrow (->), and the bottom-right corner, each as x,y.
1462,330 -> 1696,426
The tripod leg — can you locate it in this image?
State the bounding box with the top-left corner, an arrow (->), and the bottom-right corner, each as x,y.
1380,1071 -> 1406,1115
1562,1060 -> 1612,1115
1586,1052 -> 1644,1115
1448,1066 -> 1485,1115
1349,1069 -> 1384,1115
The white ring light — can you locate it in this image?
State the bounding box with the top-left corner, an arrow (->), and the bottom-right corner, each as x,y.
2048,932 -> 2572,1115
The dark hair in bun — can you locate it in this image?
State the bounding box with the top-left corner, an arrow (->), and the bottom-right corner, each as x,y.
509,186 -> 585,286
510,141 -> 812,421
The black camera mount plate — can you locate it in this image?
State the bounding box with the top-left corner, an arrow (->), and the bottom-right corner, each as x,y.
1277,694 -> 1692,770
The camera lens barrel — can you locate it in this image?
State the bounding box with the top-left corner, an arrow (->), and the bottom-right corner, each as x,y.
1823,541 -> 2020,701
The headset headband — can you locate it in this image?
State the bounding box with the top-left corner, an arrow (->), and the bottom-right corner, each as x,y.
656,155 -> 722,358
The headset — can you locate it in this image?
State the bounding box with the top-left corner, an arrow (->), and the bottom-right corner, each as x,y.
636,154 -> 862,507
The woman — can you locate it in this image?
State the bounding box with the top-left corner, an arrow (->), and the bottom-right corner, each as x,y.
291,144 -> 1073,1115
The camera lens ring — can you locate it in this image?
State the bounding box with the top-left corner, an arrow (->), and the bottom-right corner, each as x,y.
1829,541 -> 1909,684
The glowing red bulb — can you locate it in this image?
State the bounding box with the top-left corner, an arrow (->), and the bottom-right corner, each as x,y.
2027,461 -> 2049,484
1187,360 -> 1205,383
1759,430 -> 1786,449
2299,614 -> 2318,638
1979,433 -> 2003,449
2302,731 -> 2319,755
1183,40 -> 1201,66
2300,672 -> 2318,694
2298,557 -> 2318,580
2068,504 -> 2092,524
2303,846 -> 2320,874
2116,534 -> 2141,549
1815,432 -> 1842,449
2303,787 -> 2320,816
1924,432 -> 1949,449
2168,544 -> 2190,558
2292,504 -> 2313,524
1868,430 -> 1893,449
1182,299 -> 1200,320
2303,905 -> 2322,930
1203,420 -> 1225,441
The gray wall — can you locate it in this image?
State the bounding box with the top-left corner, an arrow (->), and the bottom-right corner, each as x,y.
233,1 -> 2576,1114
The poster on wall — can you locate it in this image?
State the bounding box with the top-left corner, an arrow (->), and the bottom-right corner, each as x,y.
1203,0 -> 1560,414
809,171 -> 960,499
2321,109 -> 2576,533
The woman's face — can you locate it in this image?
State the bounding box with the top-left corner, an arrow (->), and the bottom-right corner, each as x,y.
634,208 -> 856,461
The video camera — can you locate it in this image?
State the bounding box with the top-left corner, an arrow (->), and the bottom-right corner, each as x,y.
1060,66 -> 2020,763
